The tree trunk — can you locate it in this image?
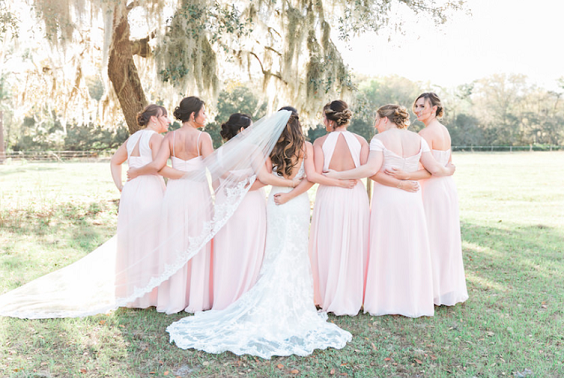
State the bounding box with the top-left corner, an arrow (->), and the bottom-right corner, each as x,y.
0,110 -> 5,163
107,2 -> 147,134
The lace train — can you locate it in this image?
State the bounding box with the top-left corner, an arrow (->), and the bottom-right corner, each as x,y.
167,182 -> 352,358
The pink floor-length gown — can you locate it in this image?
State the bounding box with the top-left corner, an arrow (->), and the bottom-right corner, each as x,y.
309,131 -> 369,316
421,149 -> 468,306
156,132 -> 213,314
115,129 -> 166,308
364,137 -> 434,317
212,170 -> 266,310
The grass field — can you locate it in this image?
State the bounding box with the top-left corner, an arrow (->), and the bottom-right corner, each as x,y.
0,152 -> 563,377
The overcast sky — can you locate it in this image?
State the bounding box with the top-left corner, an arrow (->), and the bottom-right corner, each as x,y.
335,0 -> 564,91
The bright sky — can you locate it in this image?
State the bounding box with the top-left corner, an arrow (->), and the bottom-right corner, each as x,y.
335,0 -> 564,91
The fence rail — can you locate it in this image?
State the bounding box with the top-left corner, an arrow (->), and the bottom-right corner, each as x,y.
0,150 -> 117,162
0,146 -> 562,162
452,145 -> 563,152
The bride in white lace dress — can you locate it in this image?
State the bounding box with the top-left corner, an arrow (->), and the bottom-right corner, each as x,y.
167,107 -> 352,359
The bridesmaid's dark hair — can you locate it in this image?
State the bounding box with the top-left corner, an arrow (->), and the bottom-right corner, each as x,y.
412,92 -> 444,118
220,113 -> 252,141
173,96 -> 205,122
323,100 -> 352,130
136,104 -> 164,128
271,106 -> 305,177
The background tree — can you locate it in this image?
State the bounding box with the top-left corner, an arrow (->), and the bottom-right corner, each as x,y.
27,0 -> 465,134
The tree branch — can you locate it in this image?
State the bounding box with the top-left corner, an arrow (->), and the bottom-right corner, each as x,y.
126,1 -> 140,12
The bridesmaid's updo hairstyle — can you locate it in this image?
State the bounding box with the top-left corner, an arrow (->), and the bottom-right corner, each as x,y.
413,92 -> 444,118
173,96 -> 205,122
377,104 -> 411,129
271,106 -> 305,178
220,113 -> 252,141
323,100 -> 352,130
136,104 -> 163,128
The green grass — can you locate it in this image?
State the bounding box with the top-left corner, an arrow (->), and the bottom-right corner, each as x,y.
0,153 -> 563,377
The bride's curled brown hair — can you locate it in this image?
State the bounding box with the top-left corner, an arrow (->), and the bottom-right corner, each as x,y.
323,100 -> 352,130
377,104 -> 410,129
271,106 -> 305,178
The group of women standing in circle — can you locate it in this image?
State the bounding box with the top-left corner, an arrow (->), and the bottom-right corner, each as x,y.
111,92 -> 468,324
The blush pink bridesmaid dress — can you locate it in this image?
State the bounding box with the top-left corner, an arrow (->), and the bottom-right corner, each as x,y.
156,131 -> 213,314
364,137 -> 434,318
211,162 -> 267,310
115,129 -> 165,308
309,131 -> 369,316
420,149 -> 468,306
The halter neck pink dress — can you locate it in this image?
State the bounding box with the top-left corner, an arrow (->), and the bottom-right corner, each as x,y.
211,149 -> 267,310
309,131 -> 369,316
364,137 -> 434,318
156,131 -> 213,314
420,149 -> 468,306
115,129 -> 166,308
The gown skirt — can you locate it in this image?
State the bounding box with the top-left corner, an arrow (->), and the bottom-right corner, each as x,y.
156,163 -> 213,314
363,183 -> 435,317
115,174 -> 165,308
212,188 -> 266,310
309,182 -> 369,315
421,150 -> 468,306
167,178 -> 352,359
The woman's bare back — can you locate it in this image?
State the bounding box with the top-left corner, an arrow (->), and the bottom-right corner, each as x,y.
376,129 -> 422,157
419,121 -> 451,151
169,127 -> 202,160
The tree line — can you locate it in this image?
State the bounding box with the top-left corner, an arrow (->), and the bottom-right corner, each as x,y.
3,73 -> 563,153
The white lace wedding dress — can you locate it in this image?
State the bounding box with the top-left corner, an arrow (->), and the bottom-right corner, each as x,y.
167,163 -> 352,358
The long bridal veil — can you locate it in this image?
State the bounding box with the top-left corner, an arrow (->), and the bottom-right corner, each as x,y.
0,110 -> 292,319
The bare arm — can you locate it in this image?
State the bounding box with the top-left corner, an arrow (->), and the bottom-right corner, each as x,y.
110,142 -> 128,192
128,133 -> 172,179
384,167 -> 432,181
420,151 -> 455,177
255,157 -> 300,188
307,141 -> 356,188
371,171 -> 420,192
325,149 -> 384,180
148,134 -> 185,180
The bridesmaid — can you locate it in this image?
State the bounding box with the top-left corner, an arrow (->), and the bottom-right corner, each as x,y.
326,104 -> 454,317
386,93 -> 468,306
212,113 -> 299,310
110,104 -> 178,308
128,96 -> 214,314
307,100 -> 369,316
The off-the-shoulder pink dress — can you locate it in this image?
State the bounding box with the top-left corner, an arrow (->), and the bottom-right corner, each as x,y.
309,131 -> 369,316
420,149 -> 468,306
364,137 -> 434,318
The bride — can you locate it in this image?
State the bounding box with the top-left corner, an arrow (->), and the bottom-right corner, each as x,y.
167,107 -> 352,358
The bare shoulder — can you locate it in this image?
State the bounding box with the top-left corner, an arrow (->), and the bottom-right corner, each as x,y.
313,135 -> 327,147
200,131 -> 212,141
351,132 -> 368,146
305,141 -> 314,151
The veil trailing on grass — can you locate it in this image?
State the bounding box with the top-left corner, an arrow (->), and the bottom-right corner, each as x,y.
0,110 -> 292,319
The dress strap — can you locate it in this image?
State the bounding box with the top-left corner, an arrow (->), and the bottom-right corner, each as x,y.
126,130 -> 143,158
196,131 -> 202,156
322,131 -> 362,171
172,131 -> 176,158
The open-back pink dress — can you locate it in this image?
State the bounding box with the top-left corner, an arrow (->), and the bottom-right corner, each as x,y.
309,131 -> 369,316
116,129 -> 166,308
156,131 -> 213,314
212,150 -> 267,310
421,149 -> 468,306
364,137 -> 434,317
